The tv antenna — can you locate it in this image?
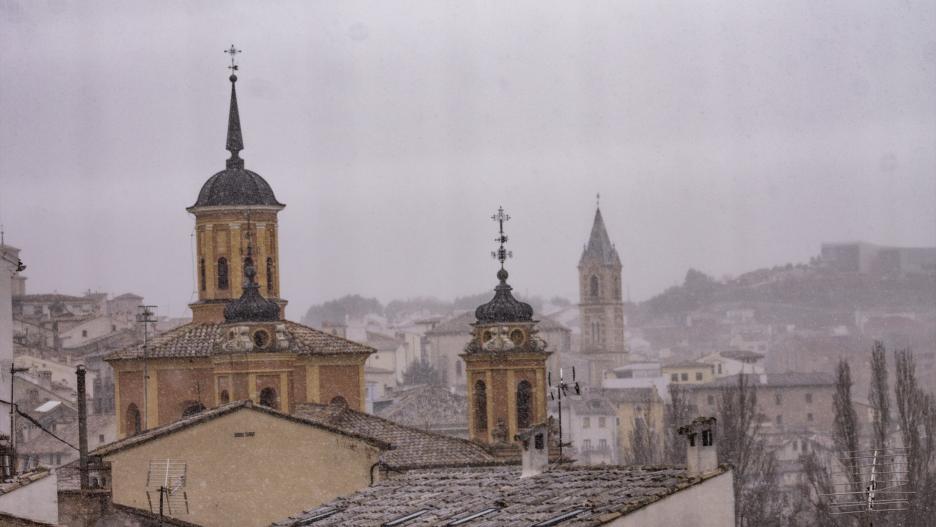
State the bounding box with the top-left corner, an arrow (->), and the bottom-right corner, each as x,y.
146,459 -> 190,521
548,367 -> 580,461
821,447 -> 913,523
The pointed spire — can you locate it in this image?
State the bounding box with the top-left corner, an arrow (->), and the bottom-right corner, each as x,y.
224,45 -> 244,169
580,203 -> 621,266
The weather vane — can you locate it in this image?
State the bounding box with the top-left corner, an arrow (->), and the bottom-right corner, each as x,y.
491,206 -> 513,268
224,44 -> 242,73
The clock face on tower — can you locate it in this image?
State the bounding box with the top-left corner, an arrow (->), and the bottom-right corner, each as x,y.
510,328 -> 526,346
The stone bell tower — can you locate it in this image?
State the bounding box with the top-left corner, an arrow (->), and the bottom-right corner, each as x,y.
187,46 -> 286,323
578,199 -> 627,385
462,208 -> 550,448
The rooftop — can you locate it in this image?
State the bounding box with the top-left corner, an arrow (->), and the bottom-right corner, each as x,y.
91,400 -> 390,458
692,372 -> 836,390
271,464 -> 729,527
105,320 -> 374,361
427,311 -> 569,336
375,385 -> 467,431
296,402 -> 497,469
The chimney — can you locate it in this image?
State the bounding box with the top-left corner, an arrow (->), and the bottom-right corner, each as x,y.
515,422 -> 549,478
76,365 -> 89,490
678,416 -> 718,476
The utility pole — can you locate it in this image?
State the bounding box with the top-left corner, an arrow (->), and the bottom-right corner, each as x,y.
8,364 -> 28,478
136,305 -> 157,431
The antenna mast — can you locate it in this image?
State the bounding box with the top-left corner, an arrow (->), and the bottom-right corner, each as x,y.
136,305 -> 158,431
548,367 -> 580,461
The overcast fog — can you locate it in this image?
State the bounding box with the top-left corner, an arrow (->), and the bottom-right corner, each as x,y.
1,0 -> 934,318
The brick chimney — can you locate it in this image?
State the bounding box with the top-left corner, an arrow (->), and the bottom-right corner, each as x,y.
678,416 -> 718,476
515,422 -> 549,478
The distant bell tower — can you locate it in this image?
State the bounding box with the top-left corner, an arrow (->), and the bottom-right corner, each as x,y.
578,196 -> 626,385
462,208 -> 550,450
187,46 -> 286,323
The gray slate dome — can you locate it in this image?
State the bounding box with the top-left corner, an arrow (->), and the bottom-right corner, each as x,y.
474,269 -> 534,324
193,168 -> 283,208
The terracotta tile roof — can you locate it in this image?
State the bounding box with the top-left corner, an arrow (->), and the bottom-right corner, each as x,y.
19,415 -> 113,456
375,385 -> 468,431
597,387 -> 661,404
295,403 -> 497,469
271,464 -> 729,527
106,320 -> 374,360
91,400 -> 390,458
692,372 -> 836,390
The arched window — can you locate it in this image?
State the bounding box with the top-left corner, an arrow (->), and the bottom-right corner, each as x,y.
614,275 -> 621,300
181,401 -> 205,418
591,321 -> 601,344
125,404 -> 141,436
590,275 -> 599,297
516,380 -> 533,430
199,258 -> 206,291
217,258 -> 229,290
474,381 -> 488,432
259,387 -> 278,409
219,390 -> 230,404
266,257 -> 275,295
329,395 -> 348,408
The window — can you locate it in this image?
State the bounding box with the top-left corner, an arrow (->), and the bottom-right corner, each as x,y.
598,439 -> 608,450
455,360 -> 463,377
329,395 -> 348,407
805,393 -> 813,403
125,404 -> 141,436
590,275 -> 599,297
516,381 -> 533,429
199,258 -> 206,291
474,381 -> 487,432
792,440 -> 798,451
775,392 -> 782,405
702,429 -> 713,446
598,417 -> 606,428
583,439 -> 592,450
266,257 -> 274,295
98,434 -> 104,443
717,363 -> 723,374
82,330 -> 88,337
776,414 -> 783,425
807,413 -> 814,422
707,395 -> 715,405
217,257 -> 229,290
260,387 -> 279,409
219,390 -> 230,404
681,373 -> 689,382
671,373 -> 679,382
583,417 -> 591,429
591,321 -> 601,344
695,372 -> 703,381
111,324 -> 116,331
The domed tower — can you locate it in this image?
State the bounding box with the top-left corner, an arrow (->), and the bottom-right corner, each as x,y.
187,66 -> 286,323
462,208 -> 550,448
578,199 -> 627,385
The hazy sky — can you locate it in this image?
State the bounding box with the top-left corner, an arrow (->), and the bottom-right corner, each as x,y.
1,1 -> 934,318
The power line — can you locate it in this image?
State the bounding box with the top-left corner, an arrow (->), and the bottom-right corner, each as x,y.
0,398 -> 79,452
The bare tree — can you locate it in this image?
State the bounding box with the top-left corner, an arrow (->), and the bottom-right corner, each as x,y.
627,396 -> 659,465
894,349 -> 936,527
662,383 -> 691,465
792,451 -> 845,527
833,360 -> 863,505
868,341 -> 891,498
717,374 -> 782,527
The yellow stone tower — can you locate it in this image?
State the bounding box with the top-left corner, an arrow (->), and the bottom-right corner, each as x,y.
187,67 -> 286,323
462,208 -> 550,448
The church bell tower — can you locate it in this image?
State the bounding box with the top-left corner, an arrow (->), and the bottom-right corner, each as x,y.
187,46 -> 286,323
462,208 -> 550,449
578,199 -> 627,385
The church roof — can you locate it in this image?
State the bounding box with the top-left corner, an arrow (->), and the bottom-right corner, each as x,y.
190,73 -> 284,210
104,320 -> 374,361
271,464 -> 729,527
579,208 -> 620,267
295,402 -> 498,469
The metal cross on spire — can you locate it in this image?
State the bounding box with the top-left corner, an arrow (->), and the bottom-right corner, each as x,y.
224,44 -> 241,73
491,206 -> 513,269
596,192 -> 601,208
